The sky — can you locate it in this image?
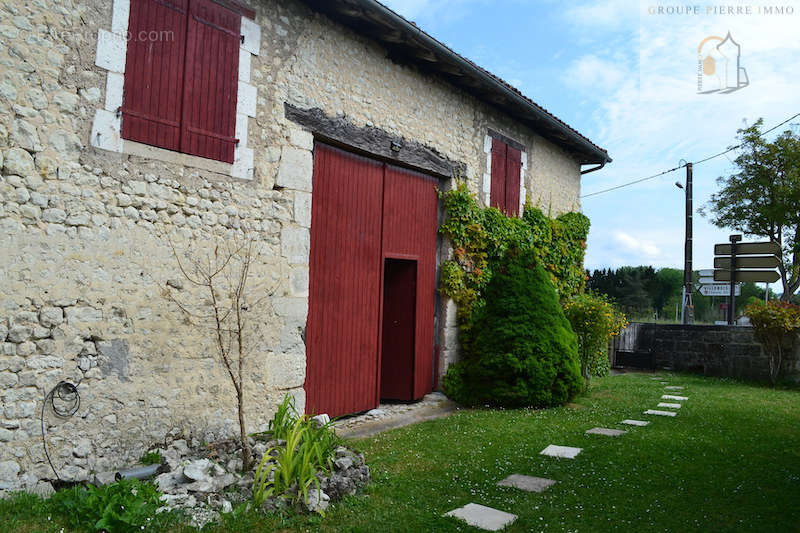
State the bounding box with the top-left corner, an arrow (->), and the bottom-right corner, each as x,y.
380,0 -> 800,273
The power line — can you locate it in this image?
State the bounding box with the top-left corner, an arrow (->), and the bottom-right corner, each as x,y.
581,111 -> 800,199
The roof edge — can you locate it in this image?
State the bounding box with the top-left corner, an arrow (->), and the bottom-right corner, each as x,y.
301,0 -> 611,165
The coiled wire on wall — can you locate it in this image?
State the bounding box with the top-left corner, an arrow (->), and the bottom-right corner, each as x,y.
41,380 -> 81,481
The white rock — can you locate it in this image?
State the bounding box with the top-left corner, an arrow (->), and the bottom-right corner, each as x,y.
10,120 -> 41,151
621,419 -> 650,426
276,147 -> 312,191
183,458 -> 212,481
3,147 -> 35,176
304,488 -> 330,514
644,409 -> 677,417
585,427 -> 627,437
539,444 -> 582,459
42,208 -> 67,223
73,438 -> 92,458
445,503 -> 517,531
39,307 -> 64,327
497,474 -> 556,493
0,460 -> 21,489
311,413 -> 330,427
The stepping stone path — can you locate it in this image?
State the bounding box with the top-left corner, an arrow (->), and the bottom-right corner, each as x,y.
645,409 -> 677,417
441,377 -> 693,530
497,474 -> 556,493
621,419 -> 650,426
540,444 -> 583,459
586,427 -> 627,437
445,503 -> 517,531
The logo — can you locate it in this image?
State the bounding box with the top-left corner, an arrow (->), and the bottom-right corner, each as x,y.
697,32 -> 749,94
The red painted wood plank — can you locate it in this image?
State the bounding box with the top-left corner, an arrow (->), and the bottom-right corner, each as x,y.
382,164 -> 438,400
306,144 -> 384,417
180,0 -> 239,163
505,146 -> 522,217
121,0 -> 188,151
490,137 -> 507,212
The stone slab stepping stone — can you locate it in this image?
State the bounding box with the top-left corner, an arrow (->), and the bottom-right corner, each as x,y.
645,409 -> 677,417
540,444 -> 582,459
497,474 -> 556,493
662,394 -> 688,401
621,419 -> 650,426
444,503 -> 517,531
586,427 -> 627,437
665,386 -> 684,390
657,402 -> 682,409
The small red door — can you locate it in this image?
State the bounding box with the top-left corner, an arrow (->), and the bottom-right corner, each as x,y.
380,259 -> 418,400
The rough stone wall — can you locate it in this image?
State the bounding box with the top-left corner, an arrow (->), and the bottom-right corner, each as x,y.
616,323 -> 800,383
0,0 -> 587,492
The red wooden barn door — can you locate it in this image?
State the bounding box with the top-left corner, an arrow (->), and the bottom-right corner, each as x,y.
381,164 -> 439,400
306,145 -> 439,416
305,145 -> 384,417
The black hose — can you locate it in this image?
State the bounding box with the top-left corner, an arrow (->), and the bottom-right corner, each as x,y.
41,381 -> 81,481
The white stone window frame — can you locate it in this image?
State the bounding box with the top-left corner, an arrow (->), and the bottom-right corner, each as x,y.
89,0 -> 261,180
482,134 -> 527,215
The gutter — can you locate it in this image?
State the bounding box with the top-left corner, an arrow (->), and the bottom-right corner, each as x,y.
581,161 -> 606,175
347,0 -> 612,165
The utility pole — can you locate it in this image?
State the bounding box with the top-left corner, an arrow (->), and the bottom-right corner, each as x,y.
682,163 -> 694,324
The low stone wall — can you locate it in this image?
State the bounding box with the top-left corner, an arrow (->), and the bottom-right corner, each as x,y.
615,323 -> 800,383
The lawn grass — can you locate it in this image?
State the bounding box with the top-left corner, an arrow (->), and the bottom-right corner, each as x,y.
3,372 -> 800,532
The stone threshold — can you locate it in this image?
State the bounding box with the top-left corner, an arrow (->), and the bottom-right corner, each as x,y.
335,398 -> 460,439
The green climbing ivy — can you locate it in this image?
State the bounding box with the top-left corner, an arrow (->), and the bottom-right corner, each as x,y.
438,182 -> 590,329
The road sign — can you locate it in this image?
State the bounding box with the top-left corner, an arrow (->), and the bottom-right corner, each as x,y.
714,241 -> 780,256
713,270 -> 781,283
698,276 -> 716,285
698,283 -> 741,297
714,255 -> 780,269
698,269 -> 715,278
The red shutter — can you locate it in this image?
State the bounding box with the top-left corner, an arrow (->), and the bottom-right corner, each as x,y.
490,138 -> 507,212
505,146 -> 522,217
181,0 -> 241,163
121,0 -> 189,151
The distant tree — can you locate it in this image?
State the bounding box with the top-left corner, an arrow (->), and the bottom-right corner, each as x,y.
650,268 -> 683,315
702,119 -> 800,300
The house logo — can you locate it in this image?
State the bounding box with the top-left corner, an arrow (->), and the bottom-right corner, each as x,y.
697,32 -> 750,94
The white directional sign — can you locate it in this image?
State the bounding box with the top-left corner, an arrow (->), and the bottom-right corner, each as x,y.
698,269 -> 715,278
698,283 -> 741,297
698,277 -> 716,285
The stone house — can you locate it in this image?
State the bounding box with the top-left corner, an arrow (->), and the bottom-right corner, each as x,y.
0,0 -> 610,491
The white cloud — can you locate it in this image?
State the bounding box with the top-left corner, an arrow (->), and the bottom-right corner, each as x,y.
565,0 -> 638,31
571,1 -> 800,269
562,54 -> 628,92
614,231 -> 661,257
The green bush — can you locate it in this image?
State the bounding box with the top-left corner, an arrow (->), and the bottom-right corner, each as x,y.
443,249 -> 583,407
563,291 -> 628,382
745,300 -> 800,384
48,478 -> 173,532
